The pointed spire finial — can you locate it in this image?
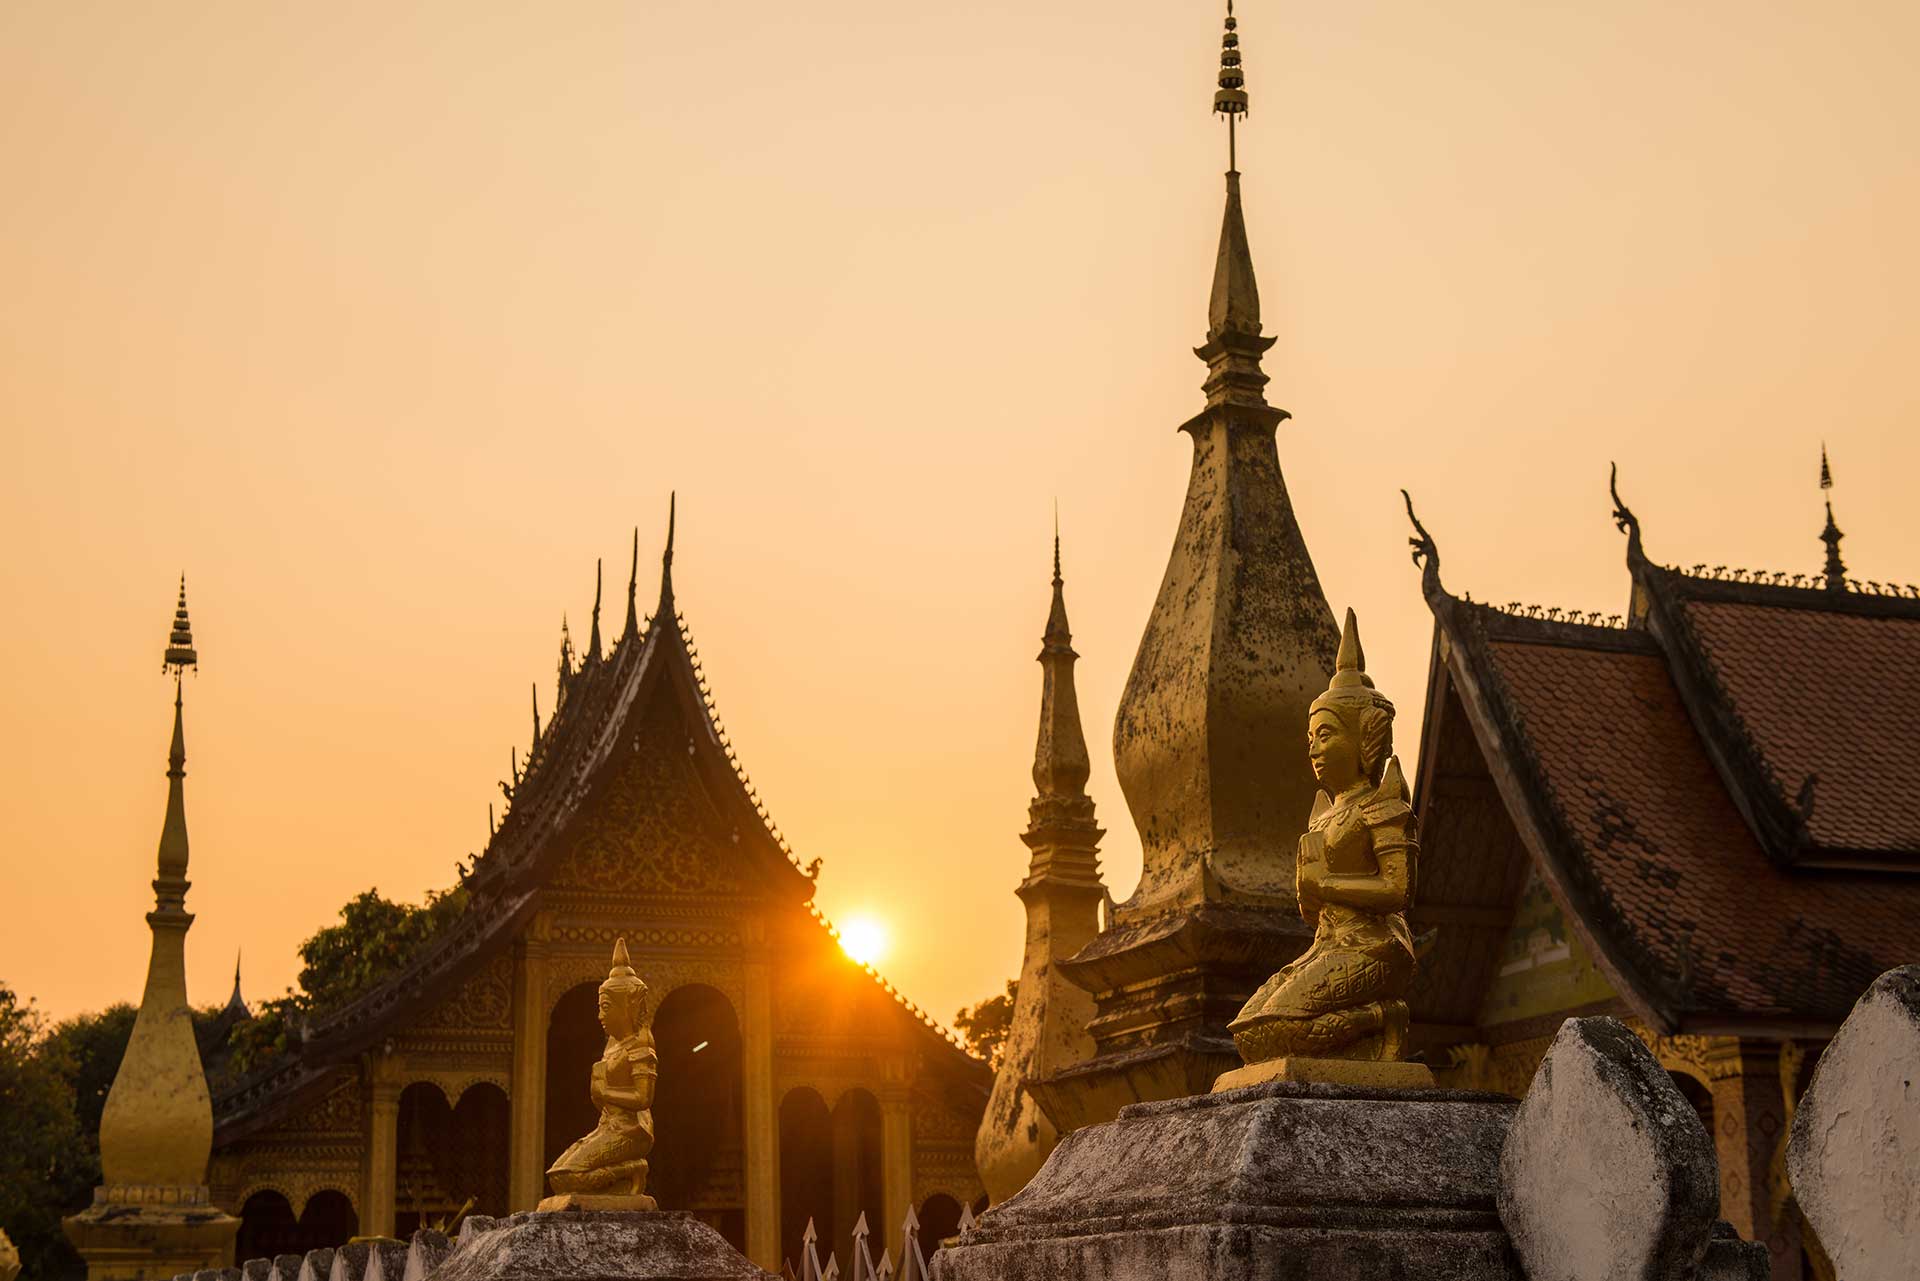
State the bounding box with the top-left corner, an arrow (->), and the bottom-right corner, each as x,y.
657,492 -> 677,614
1325,607 -> 1376,692
1820,445 -> 1846,591
1213,1 -> 1248,172
588,560 -> 604,661
1194,10 -> 1274,413
532,682 -> 542,743
163,574 -> 197,675
1053,501 -> 1062,586
625,527 -> 640,638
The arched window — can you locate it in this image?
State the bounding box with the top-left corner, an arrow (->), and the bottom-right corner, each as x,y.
297,1189 -> 358,1249
235,1190 -> 297,1262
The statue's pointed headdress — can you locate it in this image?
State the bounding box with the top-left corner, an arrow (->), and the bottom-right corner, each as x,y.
1309,609 -> 1396,781
600,936 -> 648,998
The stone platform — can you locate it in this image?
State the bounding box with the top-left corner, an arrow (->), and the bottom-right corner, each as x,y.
932,1080 -> 1522,1281
429,1211 -> 773,1281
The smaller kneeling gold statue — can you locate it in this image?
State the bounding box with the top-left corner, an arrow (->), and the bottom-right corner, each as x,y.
539,937 -> 659,1210
1215,608 -> 1435,1092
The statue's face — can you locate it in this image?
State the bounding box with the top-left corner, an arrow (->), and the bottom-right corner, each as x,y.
597,988 -> 637,1039
1308,709 -> 1362,793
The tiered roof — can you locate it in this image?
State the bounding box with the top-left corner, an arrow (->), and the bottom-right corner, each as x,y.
1403,477 -> 1920,1039
214,511 -> 980,1144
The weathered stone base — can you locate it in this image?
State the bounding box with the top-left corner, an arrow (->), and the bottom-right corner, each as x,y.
534,1194 -> 659,1213
1211,1057 -> 1436,1092
430,1210 -> 772,1281
64,1186 -> 240,1281
934,1081 -> 1521,1281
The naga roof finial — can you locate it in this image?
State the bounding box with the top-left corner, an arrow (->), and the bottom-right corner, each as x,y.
1402,490 -> 1445,603
1610,462 -> 1646,568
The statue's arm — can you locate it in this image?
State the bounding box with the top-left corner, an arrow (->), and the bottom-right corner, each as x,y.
1317,844 -> 1411,914
598,1056 -> 657,1112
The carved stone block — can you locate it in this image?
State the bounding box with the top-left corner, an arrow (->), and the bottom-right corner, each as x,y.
1496,1017 -> 1757,1281
1787,965 -> 1920,1281
935,1080 -> 1522,1281
431,1210 -> 774,1281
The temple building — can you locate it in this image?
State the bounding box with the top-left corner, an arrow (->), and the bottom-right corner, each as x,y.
1403,462 -> 1920,1280
205,509 -> 989,1272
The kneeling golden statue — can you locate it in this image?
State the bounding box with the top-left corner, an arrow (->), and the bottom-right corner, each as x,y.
539,937 -> 659,1210
1216,608 -> 1433,1091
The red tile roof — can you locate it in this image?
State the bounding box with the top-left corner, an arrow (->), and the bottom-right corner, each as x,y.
1675,597 -> 1920,860
1482,632 -> 1910,1027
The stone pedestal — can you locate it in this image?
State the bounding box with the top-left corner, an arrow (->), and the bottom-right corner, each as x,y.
1211,1057 -> 1435,1092
430,1211 -> 774,1281
934,1081 -> 1521,1281
61,1185 -> 240,1281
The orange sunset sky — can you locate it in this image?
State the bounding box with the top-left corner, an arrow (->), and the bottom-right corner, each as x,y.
3,1 -> 1916,1029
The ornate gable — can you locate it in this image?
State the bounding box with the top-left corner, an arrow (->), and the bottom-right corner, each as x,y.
551,694 -> 749,901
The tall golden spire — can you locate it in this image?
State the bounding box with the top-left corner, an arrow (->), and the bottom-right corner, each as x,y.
96,579 -> 218,1189
977,531 -> 1105,1203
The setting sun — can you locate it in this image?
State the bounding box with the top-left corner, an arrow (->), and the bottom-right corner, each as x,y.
837,916 -> 889,967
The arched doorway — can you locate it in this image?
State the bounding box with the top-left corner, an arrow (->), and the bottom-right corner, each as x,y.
235,1190 -> 297,1261
779,1088 -> 834,1272
391,1080 -> 513,1236
545,982 -> 605,1173
297,1189 -> 358,1248
650,984 -> 745,1251
916,1193 -> 961,1256
449,1083 -> 511,1218
830,1089 -> 883,1270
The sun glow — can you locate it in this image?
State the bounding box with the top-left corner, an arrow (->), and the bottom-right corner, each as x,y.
838,916 -> 889,967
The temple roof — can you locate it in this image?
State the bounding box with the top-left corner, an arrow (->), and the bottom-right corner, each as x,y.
1404,484 -> 1920,1037
212,522 -> 982,1142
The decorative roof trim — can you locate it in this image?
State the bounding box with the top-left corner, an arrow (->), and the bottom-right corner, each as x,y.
1430,599 -> 1685,1033
1405,494 -> 1682,1031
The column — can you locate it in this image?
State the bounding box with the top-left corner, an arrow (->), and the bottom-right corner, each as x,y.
508,914 -> 552,1211
359,1056 -> 402,1239
878,1059 -> 914,1254
741,945 -> 780,1269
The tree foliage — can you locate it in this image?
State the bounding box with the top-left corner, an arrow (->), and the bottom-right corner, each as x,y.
229,885 -> 467,1075
953,979 -> 1019,1071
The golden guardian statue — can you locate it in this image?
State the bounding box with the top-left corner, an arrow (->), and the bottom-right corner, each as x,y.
540,937 -> 659,1209
1216,608 -> 1434,1090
